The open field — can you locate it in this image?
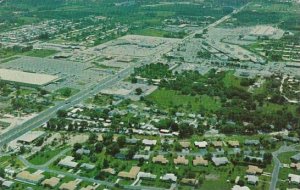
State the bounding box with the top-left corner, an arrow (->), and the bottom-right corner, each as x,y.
147,89 -> 222,112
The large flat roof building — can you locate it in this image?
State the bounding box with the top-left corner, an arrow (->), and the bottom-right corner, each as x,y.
16,131 -> 46,144
0,68 -> 59,87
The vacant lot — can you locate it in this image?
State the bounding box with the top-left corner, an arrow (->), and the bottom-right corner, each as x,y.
147,89 -> 221,112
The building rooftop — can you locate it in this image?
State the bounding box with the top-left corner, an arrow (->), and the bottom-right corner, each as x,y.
212,141 -> 223,147
58,156 -> 78,168
160,173 -> 177,182
228,140 -> 240,147
152,155 -> 169,164
142,139 -> 157,146
289,174 -> 300,184
0,68 -> 58,86
291,153 -> 300,162
246,165 -> 263,175
212,157 -> 229,166
101,168 -> 116,175
118,166 -> 140,179
246,175 -> 259,184
232,185 -> 250,190
16,171 -> 44,184
41,177 -> 60,188
194,141 -> 208,148
193,156 -> 208,166
181,178 -> 199,185
16,131 -> 45,144
59,180 -> 78,190
80,185 -> 97,190
174,156 -> 189,165
179,141 -> 191,148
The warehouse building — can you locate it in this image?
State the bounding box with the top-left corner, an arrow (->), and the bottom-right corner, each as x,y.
0,68 -> 59,87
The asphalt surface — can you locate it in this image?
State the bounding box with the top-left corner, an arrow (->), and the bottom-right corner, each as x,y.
0,66 -> 135,148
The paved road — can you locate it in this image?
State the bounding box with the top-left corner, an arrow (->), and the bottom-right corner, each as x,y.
269,144 -> 300,190
0,65 -> 135,148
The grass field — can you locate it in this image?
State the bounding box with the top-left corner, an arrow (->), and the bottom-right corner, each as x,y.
23,49 -> 58,58
28,146 -> 67,165
223,71 -> 241,88
260,103 -> 297,116
133,28 -> 170,37
278,151 -> 298,164
147,89 -> 221,112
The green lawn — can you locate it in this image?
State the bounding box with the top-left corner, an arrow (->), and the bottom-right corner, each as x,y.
260,103 -> 297,116
278,152 -> 298,164
28,146 -> 67,165
147,89 -> 221,112
23,49 -> 58,58
223,71 -> 241,88
133,28 -> 170,37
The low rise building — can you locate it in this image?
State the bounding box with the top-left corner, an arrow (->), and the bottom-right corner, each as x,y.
289,174 -> 300,184
194,141 -> 208,148
246,165 -> 263,175
174,156 -> 189,165
160,173 -> 177,182
193,156 -> 208,166
246,175 -> 259,185
142,139 -> 157,146
41,177 -> 60,188
16,171 -> 44,184
58,156 -> 79,168
152,155 -> 168,164
59,180 -> 78,190
212,157 -> 229,166
118,166 -> 140,180
228,140 -> 240,147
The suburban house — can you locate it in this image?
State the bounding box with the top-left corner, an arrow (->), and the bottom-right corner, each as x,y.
181,178 -> 199,185
59,180 -> 78,190
160,173 -> 177,182
228,140 -> 240,147
246,165 -> 263,175
288,174 -> 300,184
118,166 -> 141,180
41,177 -> 60,188
194,141 -> 208,148
16,171 -> 45,184
152,155 -> 169,164
291,153 -> 300,163
58,156 -> 79,168
174,156 -> 189,165
212,157 -> 229,166
246,175 -> 259,185
193,156 -> 208,166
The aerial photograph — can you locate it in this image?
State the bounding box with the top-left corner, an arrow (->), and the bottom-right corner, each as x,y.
0,0 -> 299,189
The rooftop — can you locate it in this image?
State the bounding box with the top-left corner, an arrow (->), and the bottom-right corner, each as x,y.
0,68 -> 58,86
118,166 -> 140,179
16,131 -> 45,143
193,156 -> 208,166
16,171 -> 44,184
59,180 -> 78,190
41,177 -> 60,188
152,155 -> 169,164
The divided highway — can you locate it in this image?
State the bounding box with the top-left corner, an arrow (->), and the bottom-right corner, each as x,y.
0,66 -> 135,148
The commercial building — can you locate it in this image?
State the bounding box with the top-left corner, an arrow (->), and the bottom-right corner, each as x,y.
0,69 -> 59,87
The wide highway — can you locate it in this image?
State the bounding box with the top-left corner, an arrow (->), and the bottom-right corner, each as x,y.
0,66 -> 135,148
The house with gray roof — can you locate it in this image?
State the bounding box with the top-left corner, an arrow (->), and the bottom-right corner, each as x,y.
212,157 -> 229,166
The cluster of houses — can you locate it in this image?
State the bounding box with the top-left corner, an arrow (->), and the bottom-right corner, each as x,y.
0,20 -> 71,44
288,153 -> 300,186
8,169 -> 99,190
